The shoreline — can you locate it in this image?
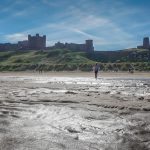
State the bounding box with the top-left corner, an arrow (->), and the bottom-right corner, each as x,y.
0,71 -> 149,78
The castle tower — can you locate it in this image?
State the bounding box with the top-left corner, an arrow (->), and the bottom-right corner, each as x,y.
43,35 -> 46,48
143,37 -> 150,49
28,34 -> 46,50
85,40 -> 94,52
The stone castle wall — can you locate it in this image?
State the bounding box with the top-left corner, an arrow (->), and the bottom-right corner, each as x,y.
54,40 -> 94,52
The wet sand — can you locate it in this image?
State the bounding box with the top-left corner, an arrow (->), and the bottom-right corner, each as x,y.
0,72 -> 150,150
0,71 -> 150,78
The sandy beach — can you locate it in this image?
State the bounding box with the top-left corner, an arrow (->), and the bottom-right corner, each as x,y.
0,71 -> 149,78
0,72 -> 150,150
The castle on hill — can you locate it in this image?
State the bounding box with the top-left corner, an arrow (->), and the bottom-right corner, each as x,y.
0,33 -> 94,52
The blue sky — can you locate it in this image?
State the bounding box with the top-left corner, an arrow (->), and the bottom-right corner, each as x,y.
0,0 -> 150,51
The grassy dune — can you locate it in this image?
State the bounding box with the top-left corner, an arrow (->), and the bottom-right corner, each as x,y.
0,49 -> 149,71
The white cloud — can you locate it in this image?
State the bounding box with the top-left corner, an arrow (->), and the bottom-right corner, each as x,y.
13,10 -> 28,17
42,0 -> 60,7
4,33 -> 27,43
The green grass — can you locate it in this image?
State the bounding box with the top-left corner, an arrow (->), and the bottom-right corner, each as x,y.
0,49 -> 89,71
0,49 -> 149,71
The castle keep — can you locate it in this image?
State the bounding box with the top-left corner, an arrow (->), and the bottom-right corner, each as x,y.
17,34 -> 46,50
28,34 -> 46,50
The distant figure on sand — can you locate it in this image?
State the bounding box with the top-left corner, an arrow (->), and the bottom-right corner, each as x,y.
129,64 -> 134,73
94,63 -> 100,79
36,65 -> 43,73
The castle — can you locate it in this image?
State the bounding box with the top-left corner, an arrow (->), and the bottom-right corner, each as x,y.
1,34 -> 149,52
137,37 -> 150,49
0,34 -> 94,52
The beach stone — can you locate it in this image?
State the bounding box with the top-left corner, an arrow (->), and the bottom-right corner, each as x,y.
143,107 -> 150,111
138,97 -> 144,100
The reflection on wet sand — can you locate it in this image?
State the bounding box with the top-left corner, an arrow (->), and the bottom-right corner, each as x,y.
0,75 -> 150,150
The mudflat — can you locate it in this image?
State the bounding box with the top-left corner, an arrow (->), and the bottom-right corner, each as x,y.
0,72 -> 150,150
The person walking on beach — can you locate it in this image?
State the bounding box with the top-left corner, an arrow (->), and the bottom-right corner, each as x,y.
94,63 -> 100,79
